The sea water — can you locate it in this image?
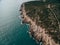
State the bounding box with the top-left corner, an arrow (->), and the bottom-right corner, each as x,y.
0,0 -> 39,45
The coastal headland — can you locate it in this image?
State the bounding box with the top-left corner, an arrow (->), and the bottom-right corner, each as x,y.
20,1 -> 60,45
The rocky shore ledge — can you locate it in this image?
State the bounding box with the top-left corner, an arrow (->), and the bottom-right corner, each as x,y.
20,2 -> 60,45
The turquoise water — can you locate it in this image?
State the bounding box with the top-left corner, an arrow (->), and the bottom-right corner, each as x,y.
0,0 -> 38,45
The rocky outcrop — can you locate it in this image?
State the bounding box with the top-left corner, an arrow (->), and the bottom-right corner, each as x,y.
20,2 -> 60,45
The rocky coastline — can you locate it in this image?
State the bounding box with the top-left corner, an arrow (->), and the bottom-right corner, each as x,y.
20,3 -> 60,45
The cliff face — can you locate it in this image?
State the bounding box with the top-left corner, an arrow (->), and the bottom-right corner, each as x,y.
20,1 -> 60,45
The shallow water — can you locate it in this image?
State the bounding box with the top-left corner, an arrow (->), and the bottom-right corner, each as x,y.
0,0 -> 38,45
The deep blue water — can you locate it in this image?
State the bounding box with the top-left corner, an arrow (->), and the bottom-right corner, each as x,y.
0,0 -> 38,45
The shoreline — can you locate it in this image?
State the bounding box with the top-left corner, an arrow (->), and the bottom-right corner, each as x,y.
20,3 -> 59,45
